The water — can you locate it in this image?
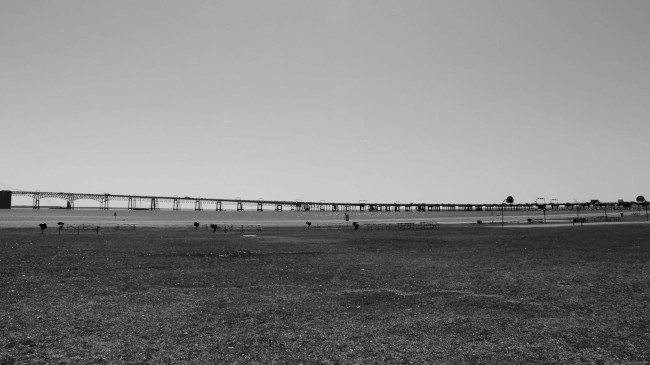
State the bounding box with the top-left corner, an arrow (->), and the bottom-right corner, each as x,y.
0,207 -> 621,228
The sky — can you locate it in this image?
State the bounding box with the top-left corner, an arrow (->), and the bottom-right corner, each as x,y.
1,1 -> 649,205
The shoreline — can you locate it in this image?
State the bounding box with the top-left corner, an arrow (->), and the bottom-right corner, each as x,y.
1,206 -> 647,229
2,215 -> 648,230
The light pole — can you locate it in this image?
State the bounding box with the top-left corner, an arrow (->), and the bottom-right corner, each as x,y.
637,195 -> 648,221
502,196 -> 514,228
536,198 -> 547,224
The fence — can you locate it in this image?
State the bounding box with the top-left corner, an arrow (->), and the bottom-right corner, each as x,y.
361,222 -> 439,231
58,225 -> 102,234
207,224 -> 262,233
311,223 -> 348,230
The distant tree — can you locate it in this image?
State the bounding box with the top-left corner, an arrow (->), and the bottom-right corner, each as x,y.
39,223 -> 47,234
194,222 -> 200,230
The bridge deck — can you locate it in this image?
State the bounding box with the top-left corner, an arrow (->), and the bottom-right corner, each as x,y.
2,190 -> 639,212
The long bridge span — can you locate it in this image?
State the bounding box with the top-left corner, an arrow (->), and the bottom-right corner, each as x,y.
0,190 -> 636,212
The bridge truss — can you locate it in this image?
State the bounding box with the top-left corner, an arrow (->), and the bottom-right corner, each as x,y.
4,191 -> 630,212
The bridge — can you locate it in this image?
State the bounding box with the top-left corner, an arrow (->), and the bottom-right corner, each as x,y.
0,190 -> 635,212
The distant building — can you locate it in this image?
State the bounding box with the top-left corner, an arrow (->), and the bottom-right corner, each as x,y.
0,190 -> 11,209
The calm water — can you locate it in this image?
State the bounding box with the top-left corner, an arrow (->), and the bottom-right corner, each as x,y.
0,207 -> 615,228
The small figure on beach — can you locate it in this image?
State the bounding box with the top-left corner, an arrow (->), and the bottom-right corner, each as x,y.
210,224 -> 218,233
306,221 -> 311,229
352,222 -> 359,230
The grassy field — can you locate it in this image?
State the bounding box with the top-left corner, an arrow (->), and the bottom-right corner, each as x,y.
1,224 -> 648,364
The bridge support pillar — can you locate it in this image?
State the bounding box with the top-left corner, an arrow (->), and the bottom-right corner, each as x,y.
150,198 -> 159,211
98,194 -> 110,210
195,200 -> 203,211
173,198 -> 181,211
257,202 -> 263,211
216,201 -> 223,211
237,202 -> 244,211
275,204 -> 283,211
32,194 -> 41,209
331,204 -> 338,212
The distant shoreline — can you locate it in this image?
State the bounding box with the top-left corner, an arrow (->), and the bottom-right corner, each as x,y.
1,208 -> 647,229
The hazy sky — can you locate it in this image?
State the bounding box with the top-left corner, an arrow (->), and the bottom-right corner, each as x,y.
2,1 -> 649,204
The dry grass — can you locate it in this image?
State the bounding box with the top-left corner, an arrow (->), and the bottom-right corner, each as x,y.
1,225 -> 648,364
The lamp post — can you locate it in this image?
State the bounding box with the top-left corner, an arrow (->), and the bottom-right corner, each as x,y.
536,198 -> 547,224
502,196 -> 514,228
637,195 -> 648,222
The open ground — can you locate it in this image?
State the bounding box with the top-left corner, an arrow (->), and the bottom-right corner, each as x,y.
1,224 -> 648,364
